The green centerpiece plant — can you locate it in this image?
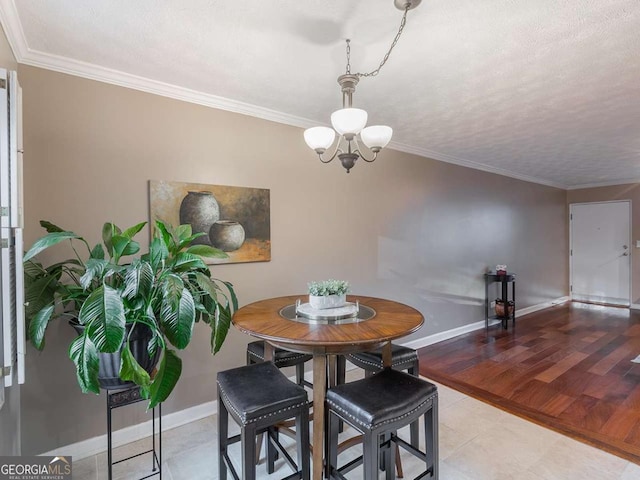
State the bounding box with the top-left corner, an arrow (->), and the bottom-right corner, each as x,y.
307,279 -> 350,309
23,219 -> 237,407
307,279 -> 350,297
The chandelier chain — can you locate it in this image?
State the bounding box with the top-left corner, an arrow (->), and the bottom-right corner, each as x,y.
350,5 -> 410,78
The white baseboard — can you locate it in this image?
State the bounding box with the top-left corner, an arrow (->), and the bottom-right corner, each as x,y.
402,320 -> 488,350
41,400 -> 217,461
518,296 -> 571,317
629,303 -> 640,310
42,296 -> 569,460
403,296 -> 570,351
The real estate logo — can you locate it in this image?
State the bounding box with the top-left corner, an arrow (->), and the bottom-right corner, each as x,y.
0,456 -> 72,480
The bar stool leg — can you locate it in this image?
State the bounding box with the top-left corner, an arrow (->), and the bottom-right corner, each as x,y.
380,433 -> 399,475
335,355 -> 346,434
394,447 -> 404,479
363,431 -> 379,480
218,393 -> 229,480
246,347 -> 267,465
426,397 -> 439,479
296,362 -> 305,386
247,347 -> 267,461
327,412 -> 340,478
297,407 -> 311,480
267,426 -> 277,474
408,362 -> 420,448
336,355 -> 346,385
385,432 -> 396,480
254,435 -> 265,465
424,410 -> 432,478
242,424 -> 257,480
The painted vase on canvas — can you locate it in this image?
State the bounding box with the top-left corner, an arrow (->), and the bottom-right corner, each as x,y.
179,191 -> 220,245
209,220 -> 245,252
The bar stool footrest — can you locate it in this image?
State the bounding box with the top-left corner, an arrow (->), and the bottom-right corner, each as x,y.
393,434 -> 427,462
267,428 -> 300,474
222,452 -> 240,480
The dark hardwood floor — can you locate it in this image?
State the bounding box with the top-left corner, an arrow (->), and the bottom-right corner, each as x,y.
418,301 -> 640,464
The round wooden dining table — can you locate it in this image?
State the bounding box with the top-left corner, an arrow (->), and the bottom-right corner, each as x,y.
232,294 -> 424,480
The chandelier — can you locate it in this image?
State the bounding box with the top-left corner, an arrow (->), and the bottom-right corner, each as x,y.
303,0 -> 422,173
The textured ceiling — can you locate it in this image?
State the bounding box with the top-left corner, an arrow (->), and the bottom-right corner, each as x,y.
2,0 -> 639,188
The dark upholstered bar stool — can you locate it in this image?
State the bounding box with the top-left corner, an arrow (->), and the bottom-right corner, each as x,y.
327,368 -> 438,480
346,344 -> 419,376
247,341 -> 313,388
341,344 -> 420,447
217,362 -> 310,480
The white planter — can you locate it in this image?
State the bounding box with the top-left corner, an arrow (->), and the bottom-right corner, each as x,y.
308,294 -> 347,310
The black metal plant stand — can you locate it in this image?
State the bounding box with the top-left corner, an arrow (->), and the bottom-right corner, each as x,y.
107,386 -> 162,480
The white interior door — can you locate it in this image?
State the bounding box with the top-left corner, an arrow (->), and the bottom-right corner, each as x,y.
570,201 -> 631,306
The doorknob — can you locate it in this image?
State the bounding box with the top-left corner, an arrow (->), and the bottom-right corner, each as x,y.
623,245 -> 628,249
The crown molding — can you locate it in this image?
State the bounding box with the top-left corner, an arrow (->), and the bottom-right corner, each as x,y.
0,0 -> 569,190
21,47 -> 320,129
566,178 -> 640,190
0,0 -> 27,59
20,49 -> 569,190
0,1 -> 318,128
388,140 -> 568,189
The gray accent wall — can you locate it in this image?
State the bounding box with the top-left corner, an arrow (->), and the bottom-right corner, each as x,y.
18,64 -> 568,454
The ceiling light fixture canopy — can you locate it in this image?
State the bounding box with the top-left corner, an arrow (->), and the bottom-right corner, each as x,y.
304,0 -> 422,173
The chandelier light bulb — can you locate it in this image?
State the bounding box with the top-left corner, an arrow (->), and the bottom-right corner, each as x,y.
330,108 -> 368,139
361,125 -> 393,151
304,126 -> 336,153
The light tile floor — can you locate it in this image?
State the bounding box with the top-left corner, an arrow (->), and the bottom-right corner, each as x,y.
72,374 -> 640,479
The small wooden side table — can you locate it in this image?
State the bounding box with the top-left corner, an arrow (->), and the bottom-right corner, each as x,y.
484,272 -> 516,330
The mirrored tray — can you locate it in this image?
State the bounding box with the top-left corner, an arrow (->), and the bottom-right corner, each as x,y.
279,300 -> 376,325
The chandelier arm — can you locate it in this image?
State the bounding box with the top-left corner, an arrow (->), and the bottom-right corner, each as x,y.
318,152 -> 335,164
317,140 -> 344,164
352,138 -> 379,163
354,5 -> 410,78
356,150 -> 379,163
353,137 -> 379,163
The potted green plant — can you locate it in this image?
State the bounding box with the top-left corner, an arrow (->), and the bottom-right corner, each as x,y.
23,219 -> 237,408
307,279 -> 350,309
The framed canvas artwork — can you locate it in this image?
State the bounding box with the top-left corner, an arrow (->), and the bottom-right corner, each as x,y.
149,180 -> 271,264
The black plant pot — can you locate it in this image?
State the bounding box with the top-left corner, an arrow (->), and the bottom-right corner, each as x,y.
70,321 -> 160,391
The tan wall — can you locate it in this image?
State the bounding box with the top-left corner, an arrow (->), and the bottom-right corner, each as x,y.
0,27 -> 16,70
19,64 -> 568,454
567,184 -> 640,303
0,24 -> 20,456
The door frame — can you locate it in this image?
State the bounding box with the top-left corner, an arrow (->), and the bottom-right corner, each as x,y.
569,200 -> 632,306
